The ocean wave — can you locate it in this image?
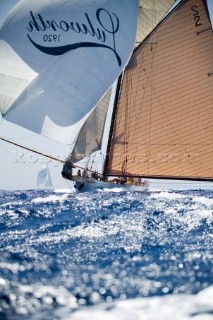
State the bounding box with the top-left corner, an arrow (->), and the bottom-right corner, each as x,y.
0,189 -> 212,319
66,286 -> 213,320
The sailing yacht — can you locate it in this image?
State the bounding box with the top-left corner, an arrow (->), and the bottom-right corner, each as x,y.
0,0 -> 175,191
63,0 -> 213,191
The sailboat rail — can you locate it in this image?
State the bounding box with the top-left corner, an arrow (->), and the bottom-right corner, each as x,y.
104,173 -> 213,182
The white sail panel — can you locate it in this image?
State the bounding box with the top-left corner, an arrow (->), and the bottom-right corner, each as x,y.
136,0 -> 175,45
0,0 -> 139,144
70,88 -> 112,163
0,40 -> 37,115
0,1 -> 20,28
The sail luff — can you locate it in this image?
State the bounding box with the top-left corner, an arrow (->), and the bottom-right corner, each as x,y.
69,88 -> 112,163
103,74 -> 123,177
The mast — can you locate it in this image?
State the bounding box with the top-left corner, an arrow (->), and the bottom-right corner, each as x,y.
103,73 -> 123,177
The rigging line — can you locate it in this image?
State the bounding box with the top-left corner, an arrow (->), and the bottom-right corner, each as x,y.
86,154 -> 101,174
90,153 -> 96,171
139,20 -> 199,154
147,41 -> 158,175
127,68 -> 137,167
142,74 -> 202,177
136,42 -> 158,44
0,138 -> 76,181
123,68 -> 134,174
0,136 -> 65,163
103,75 -> 122,176
0,136 -> 92,172
128,56 -> 143,157
100,151 -> 106,173
123,74 -> 129,174
126,42 -> 157,174
64,178 -> 75,190
148,3 -> 158,174
0,137 -> 54,175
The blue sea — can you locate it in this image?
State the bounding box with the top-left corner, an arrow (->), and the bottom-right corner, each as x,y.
0,188 -> 212,320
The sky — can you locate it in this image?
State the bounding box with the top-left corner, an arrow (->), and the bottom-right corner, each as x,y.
207,0 -> 213,20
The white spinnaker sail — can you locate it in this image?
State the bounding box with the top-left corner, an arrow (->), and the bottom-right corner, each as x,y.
0,0 -> 139,145
0,0 -> 20,28
0,40 -> 37,115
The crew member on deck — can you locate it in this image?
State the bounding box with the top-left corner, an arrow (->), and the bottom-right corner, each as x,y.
120,176 -> 127,184
82,168 -> 89,178
91,170 -> 99,179
61,162 -> 75,180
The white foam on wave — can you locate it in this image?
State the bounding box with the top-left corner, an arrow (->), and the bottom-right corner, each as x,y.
54,189 -> 75,194
101,187 -> 127,193
150,191 -> 187,200
147,190 -> 213,228
31,193 -> 70,204
66,286 -> 213,320
193,195 -> 213,207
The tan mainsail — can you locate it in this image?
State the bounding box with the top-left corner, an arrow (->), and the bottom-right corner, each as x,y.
105,0 -> 213,180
